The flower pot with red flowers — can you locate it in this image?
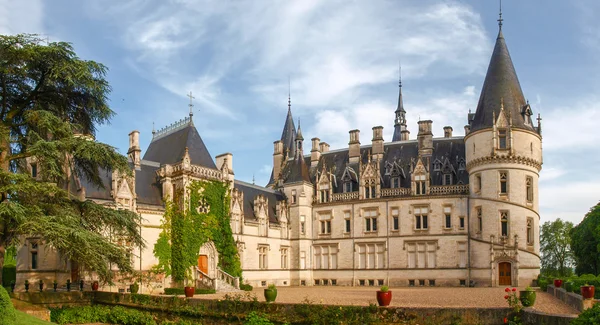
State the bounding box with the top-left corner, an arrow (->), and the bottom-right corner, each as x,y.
519,287 -> 536,307
376,285 -> 392,306
92,281 -> 99,291
553,279 -> 563,288
580,284 -> 595,299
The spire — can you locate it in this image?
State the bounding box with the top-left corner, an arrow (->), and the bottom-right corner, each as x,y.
392,62 -> 408,142
470,9 -> 534,132
296,118 -> 304,141
280,90 -> 297,159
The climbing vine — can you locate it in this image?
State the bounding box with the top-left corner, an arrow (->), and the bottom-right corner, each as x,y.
153,180 -> 242,284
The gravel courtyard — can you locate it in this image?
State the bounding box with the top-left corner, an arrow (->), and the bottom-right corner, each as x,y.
193,286 -> 579,316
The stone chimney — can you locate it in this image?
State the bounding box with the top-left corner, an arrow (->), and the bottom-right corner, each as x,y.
128,130 -> 141,168
319,142 -> 330,153
464,125 -> 471,136
273,141 -> 284,181
371,126 -> 384,160
311,137 -> 321,167
349,129 -> 361,164
443,126 -> 453,138
401,129 -> 410,141
417,120 -> 433,157
216,153 -> 233,173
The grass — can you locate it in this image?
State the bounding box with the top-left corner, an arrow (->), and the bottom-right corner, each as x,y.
15,310 -> 56,325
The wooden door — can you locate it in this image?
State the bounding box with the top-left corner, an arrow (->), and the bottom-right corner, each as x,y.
498,262 -> 512,286
70,260 -> 79,282
198,255 -> 208,276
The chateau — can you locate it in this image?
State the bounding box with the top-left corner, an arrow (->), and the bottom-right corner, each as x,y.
17,18 -> 542,291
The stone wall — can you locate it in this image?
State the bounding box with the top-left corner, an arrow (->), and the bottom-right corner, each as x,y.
521,308 -> 576,325
547,285 -> 599,312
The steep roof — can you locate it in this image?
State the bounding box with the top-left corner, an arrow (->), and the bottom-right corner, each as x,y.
281,153 -> 311,184
143,120 -> 216,168
233,180 -> 286,223
280,106 -> 297,158
471,29 -> 534,132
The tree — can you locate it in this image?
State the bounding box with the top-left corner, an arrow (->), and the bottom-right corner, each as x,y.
0,34 -> 144,284
540,219 -> 574,277
571,202 -> 600,276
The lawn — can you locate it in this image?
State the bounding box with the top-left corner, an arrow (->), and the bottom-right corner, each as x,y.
15,310 -> 56,325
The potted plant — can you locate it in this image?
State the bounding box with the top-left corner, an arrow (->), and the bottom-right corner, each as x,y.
79,279 -> 84,291
38,279 -> 44,292
553,279 -> 563,288
24,280 -> 30,292
376,285 -> 392,306
130,282 -> 140,294
66,279 -> 71,292
580,284 -> 595,299
519,286 -> 536,307
10,280 -> 15,293
53,280 -> 58,292
264,284 -> 277,303
92,281 -> 99,291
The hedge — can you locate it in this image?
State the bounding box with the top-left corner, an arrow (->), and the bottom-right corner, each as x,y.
163,288 -> 215,295
51,305 -> 156,325
1,266 -> 16,287
0,285 -> 16,325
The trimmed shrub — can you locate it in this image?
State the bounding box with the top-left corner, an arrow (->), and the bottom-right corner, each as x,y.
571,303 -> 600,325
240,283 -> 253,291
0,285 -> 16,325
164,288 -> 216,295
1,266 -> 16,287
538,278 -> 549,291
51,305 -> 156,325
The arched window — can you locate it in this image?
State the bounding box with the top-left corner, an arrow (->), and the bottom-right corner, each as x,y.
501,212 -> 509,237
526,218 -> 533,245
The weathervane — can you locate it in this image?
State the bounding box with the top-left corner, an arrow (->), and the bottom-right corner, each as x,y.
187,91 -> 195,118
498,0 -> 503,30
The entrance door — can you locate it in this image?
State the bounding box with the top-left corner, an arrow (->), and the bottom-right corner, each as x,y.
70,260 -> 79,282
499,262 -> 512,286
198,255 -> 208,276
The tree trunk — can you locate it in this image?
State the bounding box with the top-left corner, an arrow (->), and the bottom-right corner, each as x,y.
0,244 -> 5,286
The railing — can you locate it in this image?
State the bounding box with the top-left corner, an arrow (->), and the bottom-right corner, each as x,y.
331,191 -> 359,202
217,267 -> 240,290
428,184 -> 469,195
325,184 -> 469,203
380,187 -> 411,197
168,163 -> 222,180
194,267 -> 215,290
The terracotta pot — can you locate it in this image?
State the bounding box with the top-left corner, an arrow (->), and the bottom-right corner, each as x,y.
519,290 -> 536,307
554,279 -> 563,288
581,285 -> 595,299
184,286 -> 195,298
92,281 -> 99,291
376,290 -> 392,306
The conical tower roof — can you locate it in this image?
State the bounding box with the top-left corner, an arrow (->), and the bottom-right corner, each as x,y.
471,29 -> 533,132
280,101 -> 297,157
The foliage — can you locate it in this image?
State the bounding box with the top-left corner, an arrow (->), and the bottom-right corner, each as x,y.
571,203 -> 600,275
540,218 -> 575,277
154,180 -> 241,283
164,287 -> 215,295
571,303 -> 600,325
502,287 -> 522,325
0,34 -> 145,284
51,305 -> 156,325
267,283 -> 276,290
1,265 -> 15,287
244,311 -> 275,325
239,283 -> 253,291
379,285 -> 389,292
0,285 -> 15,325
537,277 -> 549,291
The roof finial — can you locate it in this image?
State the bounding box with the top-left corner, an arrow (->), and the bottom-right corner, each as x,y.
498,0 -> 503,30
152,122 -> 156,136
187,91 -> 195,118
252,173 -> 255,185
288,76 -> 291,111
398,60 -> 402,88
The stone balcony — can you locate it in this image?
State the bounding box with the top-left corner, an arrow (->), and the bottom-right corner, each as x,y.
320,184 -> 469,204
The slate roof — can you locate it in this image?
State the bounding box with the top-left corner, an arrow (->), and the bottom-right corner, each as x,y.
471,29 -> 534,132
74,168 -> 113,201
280,153 -> 311,184
234,180 -> 286,223
135,162 -> 162,205
280,107 -> 297,159
143,121 -> 216,168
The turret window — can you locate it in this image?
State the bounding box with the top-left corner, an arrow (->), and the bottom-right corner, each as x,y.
526,176 -> 533,202
300,215 -> 306,235
526,218 -> 534,245
500,212 -> 509,237
499,172 -> 508,195
476,207 -> 483,233
498,129 -> 507,149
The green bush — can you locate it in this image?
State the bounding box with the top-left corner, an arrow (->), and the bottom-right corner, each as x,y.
538,278 -> 549,291
163,288 -> 216,295
1,266 -> 16,287
571,303 -> 600,325
244,311 -> 274,325
0,285 -> 16,325
240,283 -> 253,291
51,305 -> 156,325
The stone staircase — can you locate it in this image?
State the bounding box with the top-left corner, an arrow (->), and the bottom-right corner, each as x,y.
194,267 -> 240,292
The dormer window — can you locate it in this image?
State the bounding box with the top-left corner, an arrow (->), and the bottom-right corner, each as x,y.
458,159 -> 466,171
343,182 -> 352,193
415,175 -> 426,195
498,129 -> 507,149
433,160 -> 441,171
364,183 -> 376,199
320,189 -> 330,203
391,177 -> 400,188
443,174 -> 452,186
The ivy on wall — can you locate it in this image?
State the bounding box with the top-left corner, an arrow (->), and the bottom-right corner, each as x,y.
153,180 -> 242,284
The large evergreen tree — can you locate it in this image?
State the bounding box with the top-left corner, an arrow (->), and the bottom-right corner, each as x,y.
571,202 -> 600,276
0,34 -> 144,284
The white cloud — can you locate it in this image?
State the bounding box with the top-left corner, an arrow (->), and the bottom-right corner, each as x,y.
0,0 -> 44,35
541,98 -> 600,151
540,180 -> 600,225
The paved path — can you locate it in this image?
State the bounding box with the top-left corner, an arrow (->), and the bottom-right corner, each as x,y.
193,286 -> 579,315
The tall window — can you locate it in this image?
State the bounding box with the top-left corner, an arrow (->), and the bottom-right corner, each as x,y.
300,215 -> 306,235
31,163 -> 38,178
415,174 -> 426,195
291,190 -> 297,204
444,207 -> 452,229
30,241 -> 39,270
364,210 -> 378,232
443,174 -> 452,186
320,214 -> 331,235
414,207 -> 428,230
344,182 -> 352,193
357,243 -> 385,269
407,242 -> 436,268
476,207 -> 483,233
365,184 -> 376,199
526,218 -> 533,245
391,177 -> 400,188
458,242 -> 467,268
314,245 -> 338,269
258,216 -> 267,237
258,245 -> 269,269
475,174 -> 482,193
391,208 -> 399,231
526,176 -> 533,202
344,211 -> 351,233
459,216 -> 465,229
498,129 -> 507,149
501,212 -> 509,237
499,172 -> 508,195
300,251 -> 306,269
320,189 -> 330,203
281,247 -> 289,269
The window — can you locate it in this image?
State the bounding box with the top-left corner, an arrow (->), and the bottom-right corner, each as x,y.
498,129 -> 507,149
475,174 -> 481,193
320,214 -> 331,235
344,211 -> 351,233
320,189 -> 330,203
291,190 -> 297,204
414,207 -> 428,230
499,172 -> 508,195
364,210 -> 378,232
433,161 -> 441,171
359,279 -> 366,286
344,182 -> 352,193
415,174 -> 426,195
443,174 -> 452,185
409,280 -> 415,287
31,163 -> 38,178
476,207 -> 483,233
460,279 -> 466,286
419,279 -> 425,286
258,216 -> 267,237
459,216 -> 465,229
444,207 -> 452,229
429,280 -> 436,286
391,208 -> 399,231
300,251 -> 306,269
357,243 -> 385,269
258,246 -> 269,269
458,242 -> 467,268
407,241 -> 437,268
281,247 -> 289,269
526,176 -> 533,202
30,241 -> 39,270
501,212 -> 509,237
314,245 -> 338,270
365,184 -> 376,199
300,215 -> 306,235
526,218 -> 533,245
391,177 -> 400,188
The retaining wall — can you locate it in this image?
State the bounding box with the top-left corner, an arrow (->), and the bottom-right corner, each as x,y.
547,285 -> 599,312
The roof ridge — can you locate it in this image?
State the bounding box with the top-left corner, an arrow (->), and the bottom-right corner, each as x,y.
235,179 -> 282,194
151,116 -> 193,142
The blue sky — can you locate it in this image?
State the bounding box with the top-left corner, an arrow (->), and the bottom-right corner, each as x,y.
2,0 -> 599,225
